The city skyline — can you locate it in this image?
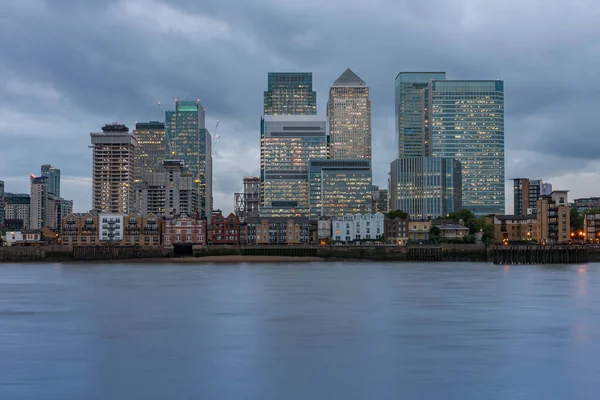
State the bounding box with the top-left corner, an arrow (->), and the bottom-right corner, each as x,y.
2,1 -> 600,214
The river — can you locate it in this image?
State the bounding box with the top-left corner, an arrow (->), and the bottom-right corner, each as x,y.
1,262 -> 599,399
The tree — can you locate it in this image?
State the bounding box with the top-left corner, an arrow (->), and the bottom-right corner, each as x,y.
571,208 -> 584,232
429,226 -> 441,243
387,210 -> 408,220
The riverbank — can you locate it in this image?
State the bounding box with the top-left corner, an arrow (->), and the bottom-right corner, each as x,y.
124,255 -> 325,264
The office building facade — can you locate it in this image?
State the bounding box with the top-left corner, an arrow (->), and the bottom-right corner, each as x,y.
395,72 -> 446,158
91,124 -> 137,214
308,159 -> 372,220
134,121 -> 167,177
41,164 -> 60,198
30,176 -> 49,230
0,180 -> 4,230
264,72 -> 316,115
390,157 -> 462,219
327,69 -> 371,159
4,193 -> 30,230
429,80 -> 505,216
165,100 -> 212,218
260,116 -> 328,218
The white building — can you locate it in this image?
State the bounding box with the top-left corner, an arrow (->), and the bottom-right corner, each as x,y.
318,219 -> 331,239
332,213 -> 384,242
98,214 -> 124,242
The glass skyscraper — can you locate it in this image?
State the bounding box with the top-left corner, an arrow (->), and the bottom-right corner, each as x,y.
165,100 -> 212,218
264,73 -> 316,115
395,72 -> 446,158
390,157 -> 462,218
133,121 -> 166,178
429,80 -> 505,216
308,159 -> 372,220
327,69 -> 372,159
260,116 -> 327,218
41,164 -> 60,198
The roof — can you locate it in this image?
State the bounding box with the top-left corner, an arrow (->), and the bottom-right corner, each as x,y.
332,68 -> 366,87
494,215 -> 533,221
247,217 -> 309,224
438,224 -> 469,230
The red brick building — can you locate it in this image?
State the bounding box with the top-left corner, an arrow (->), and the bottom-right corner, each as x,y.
209,212 -> 240,245
163,214 -> 206,246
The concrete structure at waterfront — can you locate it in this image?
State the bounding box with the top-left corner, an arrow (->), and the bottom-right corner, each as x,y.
30,176 -> 49,230
331,213 -> 384,243
234,176 -> 260,223
395,72 -> 446,158
163,214 -> 206,246
134,121 -> 167,177
264,72 -> 316,116
134,160 -> 198,217
429,80 -> 505,216
246,217 -> 310,245
61,212 -> 161,247
492,215 -> 537,243
536,190 -> 570,244
41,164 -> 60,198
165,100 -> 212,219
385,216 -> 409,246
390,157 -> 462,218
513,178 -> 542,216
308,159 -> 372,220
260,116 -> 328,218
209,212 -> 240,245
91,124 -> 137,214
327,69 -> 371,159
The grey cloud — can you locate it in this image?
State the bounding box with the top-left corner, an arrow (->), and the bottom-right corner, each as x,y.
2,0 -> 600,213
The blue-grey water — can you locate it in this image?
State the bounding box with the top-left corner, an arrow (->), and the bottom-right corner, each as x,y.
1,262 -> 599,400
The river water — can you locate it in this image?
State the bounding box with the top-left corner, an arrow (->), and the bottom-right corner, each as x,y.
0,262 -> 599,399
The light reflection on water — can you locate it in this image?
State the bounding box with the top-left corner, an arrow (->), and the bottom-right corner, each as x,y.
1,262 -> 600,400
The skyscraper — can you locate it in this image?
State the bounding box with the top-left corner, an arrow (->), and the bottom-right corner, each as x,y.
429,80 -> 505,216
513,178 -> 542,216
308,159 -> 372,219
0,180 -> 4,230
90,123 -> 137,214
4,193 -> 30,230
264,73 -> 316,115
41,164 -> 60,198
390,157 -> 462,218
30,175 -> 49,229
166,100 -> 212,218
395,72 -> 446,158
134,121 -> 167,178
327,69 -> 372,159
260,116 -> 328,217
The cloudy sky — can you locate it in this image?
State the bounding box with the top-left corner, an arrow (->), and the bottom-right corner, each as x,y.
1,0 -> 599,214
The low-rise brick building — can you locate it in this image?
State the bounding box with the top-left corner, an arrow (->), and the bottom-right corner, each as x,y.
209,212 -> 240,245
246,217 -> 310,245
163,214 -> 206,246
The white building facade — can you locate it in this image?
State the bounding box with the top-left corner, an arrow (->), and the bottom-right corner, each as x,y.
98,213 -> 124,242
331,213 -> 384,242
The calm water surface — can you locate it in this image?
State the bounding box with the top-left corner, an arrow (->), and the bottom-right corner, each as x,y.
1,262 -> 599,399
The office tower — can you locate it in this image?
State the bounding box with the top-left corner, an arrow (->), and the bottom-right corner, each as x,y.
134,121 -> 167,178
395,72 -> 446,158
264,73 -> 316,115
429,80 -> 505,216
308,159 -> 372,219
41,164 -> 61,198
371,185 -> 389,213
260,116 -> 327,217
234,176 -> 260,223
541,182 -> 553,196
30,176 -> 49,229
0,180 -> 4,229
134,160 -> 198,217
165,100 -> 212,218
4,193 -> 30,230
327,69 -> 372,159
390,157 -> 462,218
513,178 -> 542,216
91,123 -> 137,214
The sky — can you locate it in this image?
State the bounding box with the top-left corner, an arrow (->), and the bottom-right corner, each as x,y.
2,0 -> 600,214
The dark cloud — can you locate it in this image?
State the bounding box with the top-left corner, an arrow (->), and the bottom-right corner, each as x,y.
2,0 -> 600,213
